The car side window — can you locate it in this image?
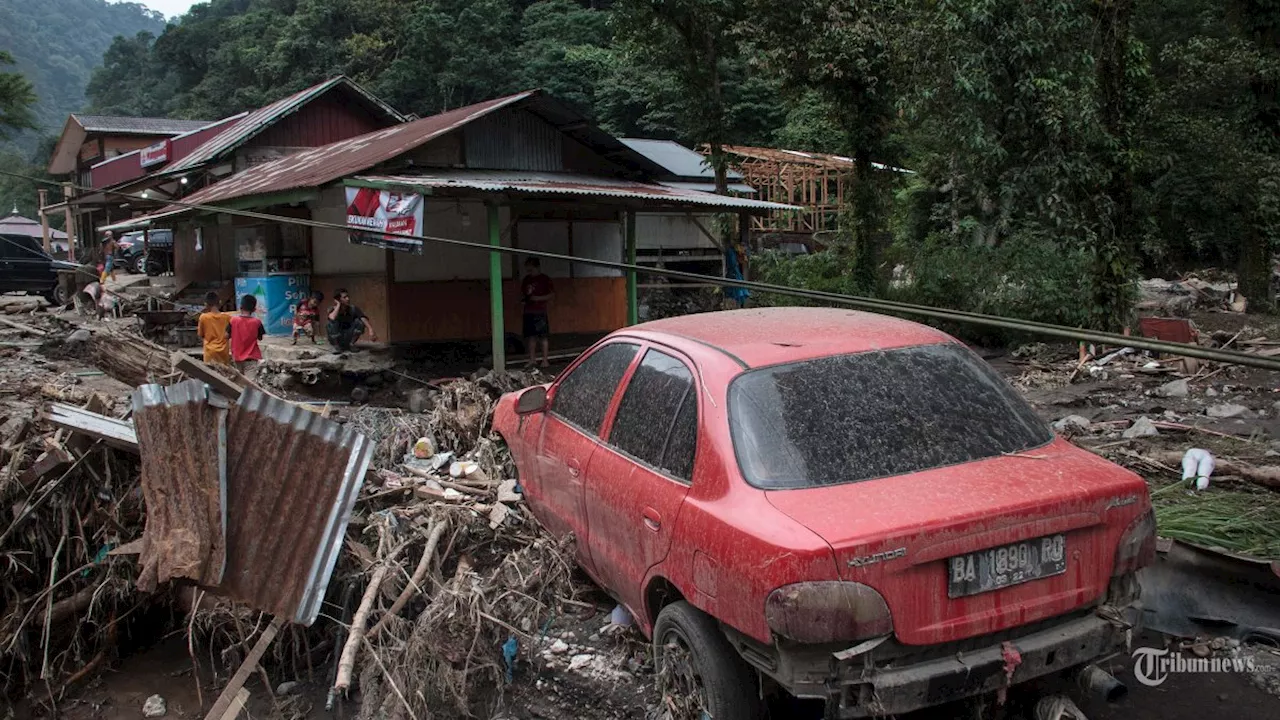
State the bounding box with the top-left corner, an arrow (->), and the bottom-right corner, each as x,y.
9,237 -> 44,260
609,349 -> 697,481
550,342 -> 639,436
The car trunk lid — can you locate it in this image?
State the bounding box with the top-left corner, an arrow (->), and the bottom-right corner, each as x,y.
764,439 -> 1149,645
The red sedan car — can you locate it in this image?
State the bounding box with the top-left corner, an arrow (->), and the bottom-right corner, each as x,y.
493,307 -> 1154,717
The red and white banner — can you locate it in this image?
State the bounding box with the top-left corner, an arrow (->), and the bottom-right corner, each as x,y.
140,140 -> 170,168
345,186 -> 424,254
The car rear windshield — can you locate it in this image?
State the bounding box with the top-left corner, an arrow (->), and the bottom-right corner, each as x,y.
728,343 -> 1051,489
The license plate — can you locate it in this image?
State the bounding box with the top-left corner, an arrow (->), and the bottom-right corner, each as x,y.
947,534 -> 1068,598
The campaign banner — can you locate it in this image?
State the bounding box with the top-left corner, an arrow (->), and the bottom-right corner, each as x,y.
345,186 -> 425,254
234,273 -> 310,336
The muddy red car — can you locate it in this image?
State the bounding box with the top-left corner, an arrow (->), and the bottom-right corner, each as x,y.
493,307 -> 1154,717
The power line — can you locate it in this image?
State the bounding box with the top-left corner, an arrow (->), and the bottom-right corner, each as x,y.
4,167 -> 1279,371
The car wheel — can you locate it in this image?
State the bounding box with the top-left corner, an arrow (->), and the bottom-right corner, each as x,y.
44,284 -> 70,308
653,601 -> 763,720
132,254 -> 147,275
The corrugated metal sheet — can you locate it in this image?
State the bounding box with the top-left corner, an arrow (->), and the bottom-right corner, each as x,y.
465,108 -> 563,171
621,138 -> 745,181
222,388 -> 372,625
131,380 -> 229,592
252,93 -> 385,150
167,76 -> 406,174
352,171 -> 801,212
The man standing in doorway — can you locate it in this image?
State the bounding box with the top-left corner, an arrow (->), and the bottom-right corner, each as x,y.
327,288 -> 379,352
521,258 -> 554,368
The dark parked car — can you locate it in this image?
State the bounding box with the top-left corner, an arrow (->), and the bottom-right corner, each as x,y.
115,229 -> 173,275
0,233 -> 80,305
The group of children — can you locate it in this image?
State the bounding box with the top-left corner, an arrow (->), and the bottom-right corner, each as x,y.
197,290 -> 325,376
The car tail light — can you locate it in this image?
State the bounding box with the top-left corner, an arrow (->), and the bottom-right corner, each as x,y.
765,581 -> 893,643
1113,509 -> 1156,576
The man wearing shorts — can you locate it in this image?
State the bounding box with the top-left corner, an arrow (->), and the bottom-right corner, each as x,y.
520,258 -> 553,368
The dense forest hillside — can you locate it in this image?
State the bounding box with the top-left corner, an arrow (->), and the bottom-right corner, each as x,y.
2,0 -> 1275,329
0,0 -> 163,152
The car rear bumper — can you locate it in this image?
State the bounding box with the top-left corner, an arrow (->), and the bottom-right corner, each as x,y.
828,609 -> 1135,716
727,603 -> 1139,718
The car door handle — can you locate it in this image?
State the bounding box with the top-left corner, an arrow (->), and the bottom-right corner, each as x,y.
567,458 -> 581,478
642,507 -> 661,532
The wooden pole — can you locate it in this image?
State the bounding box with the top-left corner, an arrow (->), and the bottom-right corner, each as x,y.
61,183 -> 76,263
625,210 -> 637,326
37,189 -> 51,255
488,202 -> 505,371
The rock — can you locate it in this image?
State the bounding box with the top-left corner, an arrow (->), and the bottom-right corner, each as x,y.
568,654 -> 594,672
1207,403 -> 1249,419
276,681 -> 302,696
1123,416 -> 1160,439
65,328 -> 91,344
1206,387 -> 1220,397
350,386 -> 370,403
548,639 -> 570,654
1154,378 -> 1189,399
1052,415 -> 1091,434
142,694 -> 166,718
1218,693 -> 1229,702
363,373 -> 384,388
408,387 -> 432,414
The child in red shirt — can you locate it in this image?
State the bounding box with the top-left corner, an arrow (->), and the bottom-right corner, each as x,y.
227,294 -> 265,377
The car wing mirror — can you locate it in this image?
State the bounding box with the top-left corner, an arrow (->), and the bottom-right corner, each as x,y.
515,385 -> 548,415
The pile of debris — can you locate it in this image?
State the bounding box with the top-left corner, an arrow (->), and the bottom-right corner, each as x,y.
0,306 -> 649,718
1137,273 -> 1248,317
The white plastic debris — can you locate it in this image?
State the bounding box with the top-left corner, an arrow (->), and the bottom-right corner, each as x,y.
609,604 -> 633,627
142,695 -> 167,718
1181,448 -> 1216,491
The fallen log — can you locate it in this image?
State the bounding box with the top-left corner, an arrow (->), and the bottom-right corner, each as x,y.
88,327 -> 175,388
0,316 -> 46,336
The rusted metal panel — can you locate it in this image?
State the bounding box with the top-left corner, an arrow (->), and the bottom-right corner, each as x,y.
131,380 -> 229,592
351,171 -> 801,212
222,387 -> 372,625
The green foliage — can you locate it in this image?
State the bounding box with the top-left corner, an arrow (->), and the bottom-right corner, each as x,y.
0,0 -> 162,148
0,51 -> 36,140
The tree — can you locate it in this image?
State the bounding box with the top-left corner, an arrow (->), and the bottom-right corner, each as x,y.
0,51 -> 36,140
748,0 -> 907,292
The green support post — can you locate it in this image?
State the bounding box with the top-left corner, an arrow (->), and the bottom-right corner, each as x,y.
625,210 -> 638,325
488,202 -> 505,371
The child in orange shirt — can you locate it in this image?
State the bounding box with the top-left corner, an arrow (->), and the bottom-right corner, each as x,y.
196,292 -> 231,366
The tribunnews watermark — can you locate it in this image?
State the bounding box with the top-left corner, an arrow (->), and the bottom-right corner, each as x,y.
1132,647 -> 1256,687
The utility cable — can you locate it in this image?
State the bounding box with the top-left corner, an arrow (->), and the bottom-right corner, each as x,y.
3,167 -> 1279,371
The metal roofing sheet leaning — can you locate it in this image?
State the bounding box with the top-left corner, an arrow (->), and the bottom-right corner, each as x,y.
222,388 -> 372,625
352,171 -> 801,212
130,380 -> 229,592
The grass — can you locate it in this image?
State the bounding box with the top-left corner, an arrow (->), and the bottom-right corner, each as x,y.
1149,480 -> 1280,559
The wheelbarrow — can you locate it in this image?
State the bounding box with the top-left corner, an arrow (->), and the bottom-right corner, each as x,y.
136,310 -> 188,341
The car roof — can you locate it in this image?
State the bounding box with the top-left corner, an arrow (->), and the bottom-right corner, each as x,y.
630,307 -> 954,368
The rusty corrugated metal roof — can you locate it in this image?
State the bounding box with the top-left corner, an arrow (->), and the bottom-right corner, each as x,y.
131,380 -> 229,592
348,171 -> 801,212
221,387 -> 372,625
162,91 -> 537,207
166,76 -> 407,174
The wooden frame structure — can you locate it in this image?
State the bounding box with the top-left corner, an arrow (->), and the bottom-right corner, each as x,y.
713,145 -> 856,237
